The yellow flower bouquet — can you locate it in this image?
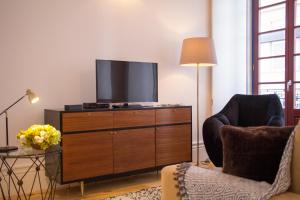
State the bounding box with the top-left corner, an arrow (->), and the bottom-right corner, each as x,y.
17,124 -> 61,150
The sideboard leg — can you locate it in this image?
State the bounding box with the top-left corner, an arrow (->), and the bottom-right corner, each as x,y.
80,181 -> 84,196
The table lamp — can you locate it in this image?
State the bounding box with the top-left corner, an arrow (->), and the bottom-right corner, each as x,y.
180,37 -> 217,166
0,89 -> 39,152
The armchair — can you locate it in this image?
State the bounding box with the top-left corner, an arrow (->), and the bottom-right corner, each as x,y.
203,94 -> 284,167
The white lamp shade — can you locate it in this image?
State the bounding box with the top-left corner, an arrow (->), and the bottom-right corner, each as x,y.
180,37 -> 217,67
26,89 -> 39,104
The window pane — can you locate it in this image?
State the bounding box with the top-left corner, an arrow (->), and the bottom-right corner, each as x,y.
295,28 -> 300,53
259,4 -> 286,32
295,83 -> 300,109
259,57 -> 285,82
259,30 -> 285,57
260,0 -> 285,7
259,84 -> 285,107
296,0 -> 300,26
295,56 -> 300,81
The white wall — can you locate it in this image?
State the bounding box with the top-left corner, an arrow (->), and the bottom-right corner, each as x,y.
212,0 -> 250,113
0,0 -> 211,149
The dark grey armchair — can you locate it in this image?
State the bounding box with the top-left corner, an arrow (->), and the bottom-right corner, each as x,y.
203,94 -> 284,167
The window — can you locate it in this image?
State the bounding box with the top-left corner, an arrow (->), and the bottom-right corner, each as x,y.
253,0 -> 300,125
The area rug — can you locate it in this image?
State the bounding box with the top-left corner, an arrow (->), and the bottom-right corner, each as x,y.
103,186 -> 161,200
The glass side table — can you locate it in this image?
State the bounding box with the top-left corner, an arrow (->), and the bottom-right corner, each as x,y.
0,146 -> 60,200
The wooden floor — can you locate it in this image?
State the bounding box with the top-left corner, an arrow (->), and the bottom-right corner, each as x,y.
31,172 -> 161,200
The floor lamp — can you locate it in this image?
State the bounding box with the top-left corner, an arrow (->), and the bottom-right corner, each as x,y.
180,37 -> 217,166
0,89 -> 39,152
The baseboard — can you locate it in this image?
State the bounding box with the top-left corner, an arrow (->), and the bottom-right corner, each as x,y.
192,141 -> 204,147
192,141 -> 208,162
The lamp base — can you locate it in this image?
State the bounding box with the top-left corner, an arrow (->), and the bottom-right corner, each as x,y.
0,146 -> 18,153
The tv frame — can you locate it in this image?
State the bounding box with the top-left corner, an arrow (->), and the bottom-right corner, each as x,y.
96,59 -> 158,104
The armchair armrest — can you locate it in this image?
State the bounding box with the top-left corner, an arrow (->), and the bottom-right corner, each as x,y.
267,115 -> 284,126
203,114 -> 230,167
215,114 -> 231,125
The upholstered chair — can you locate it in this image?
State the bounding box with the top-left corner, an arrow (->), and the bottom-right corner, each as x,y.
203,94 -> 284,167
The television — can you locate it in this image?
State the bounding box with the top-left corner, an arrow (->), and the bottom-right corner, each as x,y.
96,60 -> 158,103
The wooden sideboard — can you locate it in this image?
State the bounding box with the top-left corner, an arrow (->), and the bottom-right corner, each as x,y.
44,106 -> 192,184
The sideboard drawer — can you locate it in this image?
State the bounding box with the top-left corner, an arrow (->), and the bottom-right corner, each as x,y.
156,108 -> 191,125
62,112 -> 113,132
113,110 -> 155,128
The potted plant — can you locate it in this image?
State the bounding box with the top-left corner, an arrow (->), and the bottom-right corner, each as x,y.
17,124 -> 61,150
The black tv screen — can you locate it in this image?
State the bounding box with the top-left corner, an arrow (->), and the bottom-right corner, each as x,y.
96,60 -> 158,103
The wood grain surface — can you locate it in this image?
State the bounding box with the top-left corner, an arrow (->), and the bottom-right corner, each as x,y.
156,124 -> 192,166
113,128 -> 155,173
155,108 -> 191,125
62,131 -> 114,182
113,110 -> 155,128
62,112 -> 113,132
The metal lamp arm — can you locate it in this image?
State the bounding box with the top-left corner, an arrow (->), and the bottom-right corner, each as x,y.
0,90 -> 37,149
0,94 -> 27,116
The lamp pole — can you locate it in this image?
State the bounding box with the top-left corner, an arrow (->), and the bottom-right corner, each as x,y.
5,112 -> 8,146
196,64 -> 200,166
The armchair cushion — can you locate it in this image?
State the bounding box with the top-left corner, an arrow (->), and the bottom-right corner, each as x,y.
221,125 -> 294,184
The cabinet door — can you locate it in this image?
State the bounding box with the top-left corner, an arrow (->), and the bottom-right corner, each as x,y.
156,124 -> 192,166
62,131 -> 113,182
113,128 -> 155,173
